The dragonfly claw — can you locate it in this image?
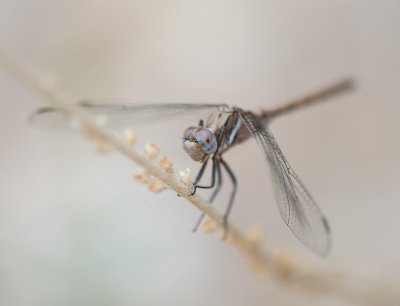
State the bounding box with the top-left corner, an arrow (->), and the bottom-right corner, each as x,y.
189,185 -> 197,196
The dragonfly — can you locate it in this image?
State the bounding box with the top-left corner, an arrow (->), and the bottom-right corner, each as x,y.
31,79 -> 353,256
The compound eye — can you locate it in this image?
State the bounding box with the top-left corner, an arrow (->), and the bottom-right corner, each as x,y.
182,140 -> 206,162
183,126 -> 197,140
194,128 -> 217,155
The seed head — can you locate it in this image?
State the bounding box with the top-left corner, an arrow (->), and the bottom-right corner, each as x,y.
159,155 -> 174,174
144,142 -> 160,160
179,168 -> 193,186
247,225 -> 264,244
202,217 -> 218,233
148,178 -> 166,193
133,169 -> 151,184
123,128 -> 137,145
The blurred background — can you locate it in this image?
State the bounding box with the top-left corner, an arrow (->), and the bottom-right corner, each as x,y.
0,1 -> 399,305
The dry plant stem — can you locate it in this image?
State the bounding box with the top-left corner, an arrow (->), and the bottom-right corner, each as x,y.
1,48 -> 399,306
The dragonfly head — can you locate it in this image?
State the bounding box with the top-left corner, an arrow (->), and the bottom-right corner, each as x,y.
182,126 -> 218,162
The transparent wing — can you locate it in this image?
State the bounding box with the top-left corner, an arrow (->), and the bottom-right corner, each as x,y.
239,111 -> 331,256
30,102 -> 229,129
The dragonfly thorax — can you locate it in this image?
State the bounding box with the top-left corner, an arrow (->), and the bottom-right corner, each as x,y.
182,126 -> 218,162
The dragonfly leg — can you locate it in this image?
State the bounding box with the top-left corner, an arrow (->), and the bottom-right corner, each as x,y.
208,159 -> 223,203
191,157 -> 218,195
220,158 -> 237,237
190,158 -> 209,195
192,158 -> 222,232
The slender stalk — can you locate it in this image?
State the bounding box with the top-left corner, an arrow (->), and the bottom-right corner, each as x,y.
1,48 -> 398,306
262,78 -> 354,120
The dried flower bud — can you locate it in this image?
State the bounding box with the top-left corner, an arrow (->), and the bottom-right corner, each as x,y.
123,128 -> 137,144
159,155 -> 174,174
247,225 -> 264,243
179,168 -> 193,186
202,217 -> 218,233
148,179 -> 166,193
144,142 -> 160,160
133,169 -> 151,184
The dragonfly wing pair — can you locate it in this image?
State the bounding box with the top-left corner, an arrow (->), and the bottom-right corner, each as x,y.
239,111 -> 331,256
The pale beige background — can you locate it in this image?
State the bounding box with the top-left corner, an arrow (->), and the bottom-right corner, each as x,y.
0,1 -> 399,306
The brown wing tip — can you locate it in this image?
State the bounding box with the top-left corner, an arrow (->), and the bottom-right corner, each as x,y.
322,216 -> 331,234
28,106 -> 57,123
318,216 -> 332,257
